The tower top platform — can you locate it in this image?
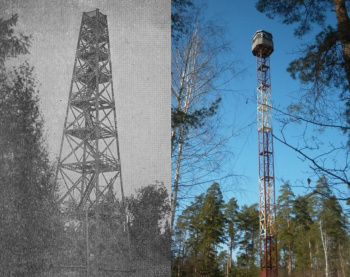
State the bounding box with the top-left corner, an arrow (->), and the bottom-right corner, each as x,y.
84,9 -> 105,18
252,30 -> 274,58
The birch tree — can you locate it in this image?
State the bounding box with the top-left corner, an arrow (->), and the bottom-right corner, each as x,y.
171,8 -> 237,226
319,221 -> 329,277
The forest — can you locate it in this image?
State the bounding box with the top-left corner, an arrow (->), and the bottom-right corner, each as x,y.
171,179 -> 350,277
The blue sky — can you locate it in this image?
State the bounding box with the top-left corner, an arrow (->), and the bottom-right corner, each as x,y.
190,0 -> 347,208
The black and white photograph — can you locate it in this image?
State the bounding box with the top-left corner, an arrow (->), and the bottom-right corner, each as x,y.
0,0 -> 170,276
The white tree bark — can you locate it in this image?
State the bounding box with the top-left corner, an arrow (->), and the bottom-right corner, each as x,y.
319,221 -> 329,277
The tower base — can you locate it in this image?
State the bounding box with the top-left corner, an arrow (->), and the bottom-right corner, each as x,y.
260,268 -> 278,277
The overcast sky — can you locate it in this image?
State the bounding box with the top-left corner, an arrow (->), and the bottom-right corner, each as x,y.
1,0 -> 170,197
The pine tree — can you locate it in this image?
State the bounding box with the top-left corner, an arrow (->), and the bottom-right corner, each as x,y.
224,197 -> 239,274
236,203 -> 259,276
198,183 -> 226,276
276,182 -> 295,276
179,193 -> 205,276
171,0 -> 193,42
174,183 -> 227,276
127,183 -> 171,264
0,62 -> 60,276
0,14 -> 30,67
313,176 -> 349,276
256,0 -> 350,120
292,195 -> 315,275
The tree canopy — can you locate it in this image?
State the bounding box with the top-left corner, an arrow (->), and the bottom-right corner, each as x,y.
172,177 -> 350,276
0,14 -> 30,67
0,63 -> 61,276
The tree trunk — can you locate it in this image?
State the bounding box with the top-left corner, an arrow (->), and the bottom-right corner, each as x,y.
171,130 -> 184,227
229,238 -> 233,269
287,217 -> 292,277
178,227 -> 187,277
333,0 -> 350,90
288,241 -> 292,277
319,221 -> 329,277
338,241 -> 345,277
308,240 -> 314,277
171,37 -> 196,228
251,231 -> 255,269
194,247 -> 197,277
315,243 -> 319,276
226,254 -> 230,277
171,100 -> 190,227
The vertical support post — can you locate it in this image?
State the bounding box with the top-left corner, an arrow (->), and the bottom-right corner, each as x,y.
93,9 -> 102,275
86,207 -> 90,277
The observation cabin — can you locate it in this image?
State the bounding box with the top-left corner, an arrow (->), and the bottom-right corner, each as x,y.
252,30 -> 274,58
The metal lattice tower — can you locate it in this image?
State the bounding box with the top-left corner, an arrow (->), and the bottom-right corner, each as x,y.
56,9 -> 130,276
252,30 -> 278,277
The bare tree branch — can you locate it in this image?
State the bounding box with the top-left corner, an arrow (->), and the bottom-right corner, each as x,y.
273,133 -> 350,187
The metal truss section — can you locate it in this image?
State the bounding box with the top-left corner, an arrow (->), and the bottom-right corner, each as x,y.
55,9 -> 130,276
256,51 -> 278,277
57,9 -> 123,209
